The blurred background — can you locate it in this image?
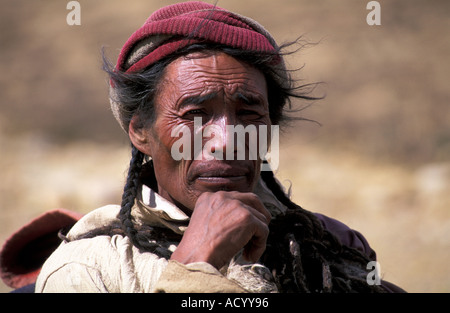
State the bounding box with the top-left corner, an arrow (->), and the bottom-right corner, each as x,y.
1,0 -> 449,292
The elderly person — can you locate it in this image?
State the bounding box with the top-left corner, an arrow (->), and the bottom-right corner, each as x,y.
35,2 -> 403,293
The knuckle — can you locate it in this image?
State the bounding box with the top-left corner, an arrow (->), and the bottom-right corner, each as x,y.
214,190 -> 230,201
198,191 -> 213,201
246,192 -> 260,202
232,206 -> 253,223
229,198 -> 244,208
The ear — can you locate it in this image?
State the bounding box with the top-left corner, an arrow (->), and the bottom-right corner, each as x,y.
128,116 -> 152,156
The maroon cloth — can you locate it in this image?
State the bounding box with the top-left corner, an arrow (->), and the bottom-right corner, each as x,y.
314,213 -> 406,292
116,1 -> 279,73
314,213 -> 377,260
0,209 -> 82,289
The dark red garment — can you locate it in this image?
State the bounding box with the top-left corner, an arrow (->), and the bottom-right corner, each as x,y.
0,209 -> 82,289
314,213 -> 406,292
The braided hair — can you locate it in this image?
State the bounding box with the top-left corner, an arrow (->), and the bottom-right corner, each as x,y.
117,145 -> 182,258
118,144 -> 144,248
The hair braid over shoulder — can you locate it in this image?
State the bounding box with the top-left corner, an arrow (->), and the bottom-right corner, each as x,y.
119,144 -> 145,247
117,146 -> 182,257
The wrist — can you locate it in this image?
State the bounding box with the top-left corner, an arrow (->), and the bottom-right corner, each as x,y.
170,244 -> 221,269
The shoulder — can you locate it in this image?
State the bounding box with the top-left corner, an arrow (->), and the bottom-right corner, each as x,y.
313,213 -> 377,260
65,204 -> 121,240
36,231 -> 168,292
35,235 -> 121,292
35,205 -> 169,292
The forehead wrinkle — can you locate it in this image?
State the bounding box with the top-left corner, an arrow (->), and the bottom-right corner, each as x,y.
174,66 -> 253,97
181,69 -> 253,87
166,53 -> 268,112
174,72 -> 258,104
177,57 -> 253,80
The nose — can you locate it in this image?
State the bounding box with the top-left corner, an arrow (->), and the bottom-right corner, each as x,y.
202,115 -> 237,161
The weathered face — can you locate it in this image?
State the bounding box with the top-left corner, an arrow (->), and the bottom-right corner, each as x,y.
130,51 -> 271,213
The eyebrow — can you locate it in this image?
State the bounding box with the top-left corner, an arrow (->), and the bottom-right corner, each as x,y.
234,92 -> 264,106
176,91 -> 265,110
177,92 -> 218,109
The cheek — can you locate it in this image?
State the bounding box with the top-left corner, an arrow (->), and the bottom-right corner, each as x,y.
147,118 -> 199,205
152,153 -> 199,211
149,119 -> 185,177
152,119 -> 192,163
152,157 -> 185,189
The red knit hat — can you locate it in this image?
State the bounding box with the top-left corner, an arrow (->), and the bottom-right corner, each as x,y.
110,1 -> 287,132
117,1 -> 280,73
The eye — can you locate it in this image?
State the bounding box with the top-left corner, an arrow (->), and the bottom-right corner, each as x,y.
186,109 -> 206,115
238,109 -> 262,118
181,109 -> 208,120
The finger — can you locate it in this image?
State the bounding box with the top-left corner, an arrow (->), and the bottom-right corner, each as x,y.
241,203 -> 271,228
242,220 -> 269,262
230,192 -> 271,224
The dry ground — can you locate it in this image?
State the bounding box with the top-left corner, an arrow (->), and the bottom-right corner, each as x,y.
1,0 -> 449,292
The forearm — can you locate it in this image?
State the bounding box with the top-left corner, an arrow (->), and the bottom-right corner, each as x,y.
154,260 -> 247,293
